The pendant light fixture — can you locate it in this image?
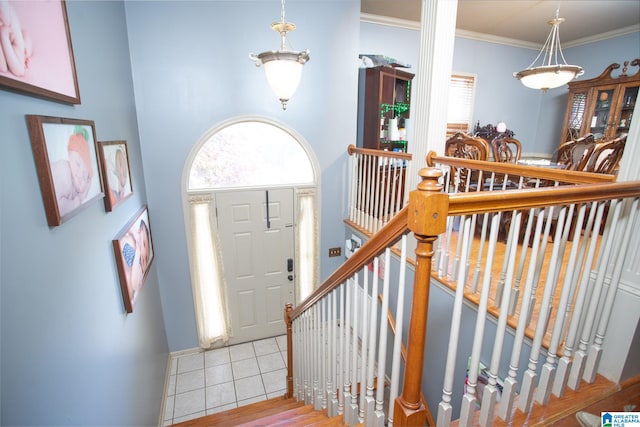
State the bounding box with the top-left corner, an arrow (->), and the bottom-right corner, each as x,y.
513,9 -> 583,93
250,0 -> 310,110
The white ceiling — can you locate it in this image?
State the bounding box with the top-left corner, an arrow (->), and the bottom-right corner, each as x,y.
361,0 -> 640,47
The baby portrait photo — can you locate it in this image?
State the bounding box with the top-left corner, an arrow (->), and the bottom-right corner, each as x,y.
0,0 -> 80,103
98,140 -> 133,212
113,206 -> 154,313
26,115 -> 103,226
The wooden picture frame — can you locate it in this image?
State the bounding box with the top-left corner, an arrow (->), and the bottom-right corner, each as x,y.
0,0 -> 81,104
26,115 -> 104,226
97,140 -> 133,212
113,206 -> 154,313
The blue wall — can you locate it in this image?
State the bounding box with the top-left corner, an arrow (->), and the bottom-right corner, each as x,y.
0,2 -> 168,425
124,0 -> 361,352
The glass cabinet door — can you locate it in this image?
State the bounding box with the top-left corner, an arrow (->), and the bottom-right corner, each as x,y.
589,87 -> 616,136
617,84 -> 638,133
565,90 -> 588,141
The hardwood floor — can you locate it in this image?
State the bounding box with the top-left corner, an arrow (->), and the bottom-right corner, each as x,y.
548,376 -> 640,426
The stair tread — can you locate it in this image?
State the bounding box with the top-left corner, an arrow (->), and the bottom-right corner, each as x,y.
170,397 -> 304,426
235,404 -> 315,426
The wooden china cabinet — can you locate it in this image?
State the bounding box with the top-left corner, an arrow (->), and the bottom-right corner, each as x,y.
358,65 -> 414,152
560,59 -> 640,144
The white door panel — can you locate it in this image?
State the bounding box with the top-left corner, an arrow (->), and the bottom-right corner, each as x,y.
216,189 -> 294,344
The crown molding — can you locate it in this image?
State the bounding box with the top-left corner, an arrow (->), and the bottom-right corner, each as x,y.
360,12 -> 420,31
563,24 -> 640,48
360,13 -> 640,50
454,29 -> 540,50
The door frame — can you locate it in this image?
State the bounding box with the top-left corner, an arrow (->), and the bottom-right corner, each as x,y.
182,116 -> 321,347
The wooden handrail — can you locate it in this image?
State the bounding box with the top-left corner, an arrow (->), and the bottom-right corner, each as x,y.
289,207 -> 409,322
348,143 -> 414,161
427,151 -> 616,184
447,181 -> 640,216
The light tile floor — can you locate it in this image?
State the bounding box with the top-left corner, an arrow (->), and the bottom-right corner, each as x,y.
162,335 -> 288,426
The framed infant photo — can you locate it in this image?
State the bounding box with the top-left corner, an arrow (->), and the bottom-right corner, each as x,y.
0,0 -> 81,104
26,115 -> 104,226
113,206 -> 154,313
98,140 -> 133,212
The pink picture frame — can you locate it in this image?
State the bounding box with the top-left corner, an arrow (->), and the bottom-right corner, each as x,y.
0,0 -> 80,104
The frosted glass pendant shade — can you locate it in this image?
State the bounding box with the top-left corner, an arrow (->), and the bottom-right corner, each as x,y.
249,1 -> 310,110
515,65 -> 583,91
514,11 -> 583,92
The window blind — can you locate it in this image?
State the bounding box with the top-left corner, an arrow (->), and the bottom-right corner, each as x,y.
447,73 -> 476,136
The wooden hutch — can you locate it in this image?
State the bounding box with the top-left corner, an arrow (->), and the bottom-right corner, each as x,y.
358,65 -> 414,153
560,59 -> 640,144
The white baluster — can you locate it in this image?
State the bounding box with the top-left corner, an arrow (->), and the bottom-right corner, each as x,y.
330,288 -> 339,416
338,283 -> 345,416
510,208 -> 536,316
452,214 -> 466,281
471,212 -> 489,293
355,154 -> 364,228
388,236 -> 408,427
365,155 -> 374,232
348,275 -> 359,423
439,216 -> 472,427
293,317 -> 300,400
365,258 -> 380,425
359,267 -> 370,423
343,278 -> 352,424
460,213 -> 500,427
349,153 -> 357,224
478,210 -> 520,427
317,302 -> 324,409
375,249 -> 392,427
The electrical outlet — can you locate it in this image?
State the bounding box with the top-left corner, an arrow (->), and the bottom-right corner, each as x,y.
329,247 -> 341,257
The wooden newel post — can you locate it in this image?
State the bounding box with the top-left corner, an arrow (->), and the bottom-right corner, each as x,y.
285,303 -> 294,398
394,167 -> 449,426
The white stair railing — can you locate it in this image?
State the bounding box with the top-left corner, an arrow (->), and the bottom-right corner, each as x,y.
288,237 -> 410,426
347,145 -> 412,234
289,156 -> 640,427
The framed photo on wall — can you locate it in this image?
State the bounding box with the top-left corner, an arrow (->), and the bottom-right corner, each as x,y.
97,140 -> 133,212
113,206 -> 154,313
0,0 -> 80,104
26,115 -> 104,226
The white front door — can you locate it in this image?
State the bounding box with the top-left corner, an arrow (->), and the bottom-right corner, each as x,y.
216,188 -> 295,344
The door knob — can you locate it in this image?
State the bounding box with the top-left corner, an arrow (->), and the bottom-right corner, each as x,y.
288,275 -> 294,281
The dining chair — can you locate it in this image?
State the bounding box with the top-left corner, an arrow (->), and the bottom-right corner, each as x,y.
557,134 -> 596,171
445,132 -> 490,161
584,133 -> 627,175
491,136 -> 522,163
444,132 -> 490,193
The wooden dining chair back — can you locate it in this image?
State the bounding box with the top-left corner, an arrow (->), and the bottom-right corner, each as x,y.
585,134 -> 627,175
445,132 -> 490,161
491,137 -> 522,163
444,132 -> 490,192
557,134 -> 596,171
